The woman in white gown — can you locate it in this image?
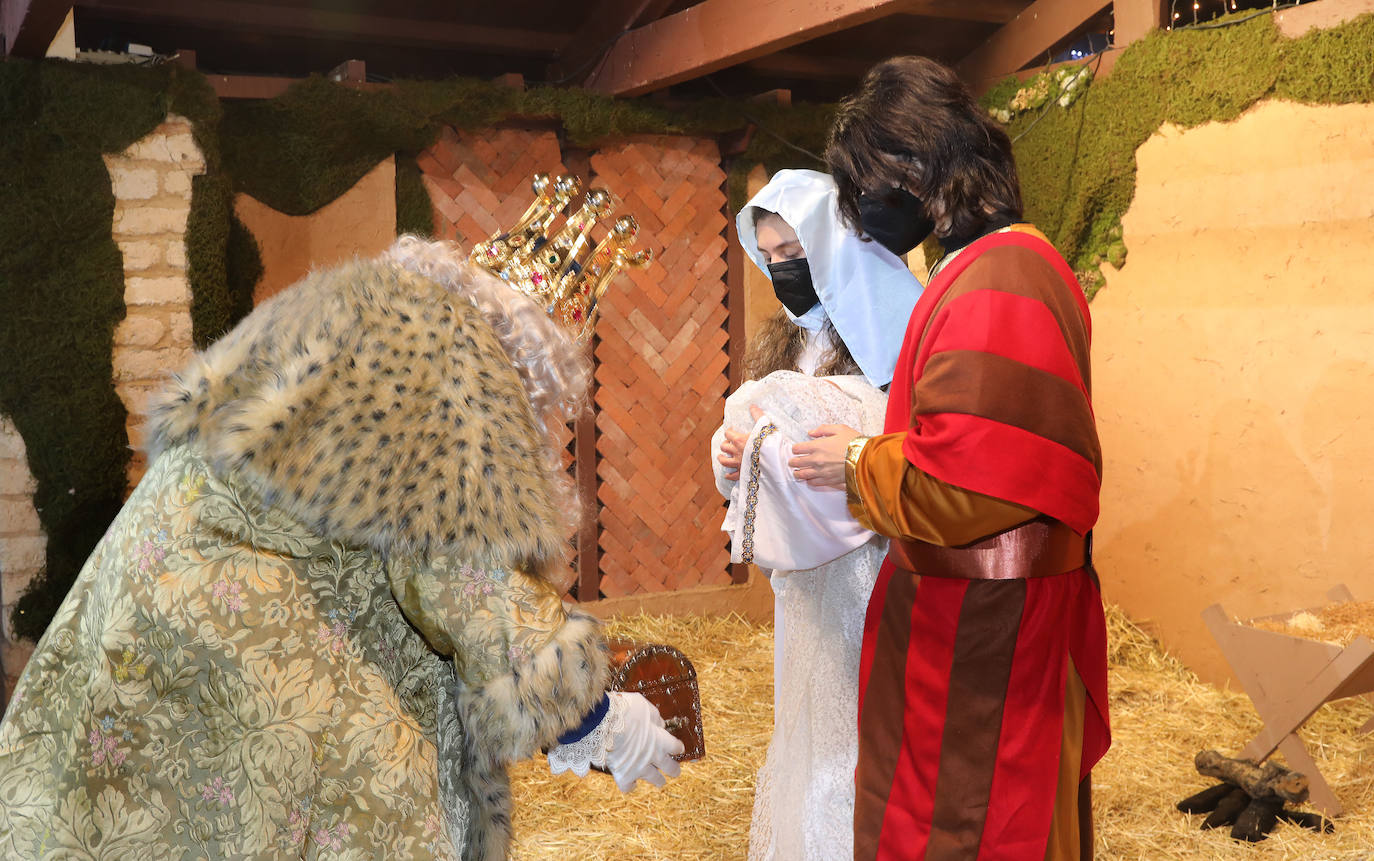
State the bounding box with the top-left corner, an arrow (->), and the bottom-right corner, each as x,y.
712,170 -> 922,860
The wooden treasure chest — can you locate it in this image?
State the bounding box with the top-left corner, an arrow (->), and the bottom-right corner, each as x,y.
606,639 -> 705,761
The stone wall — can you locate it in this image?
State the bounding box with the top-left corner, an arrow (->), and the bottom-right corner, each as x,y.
103,114 -> 204,485
0,416 -> 42,702
1,115 -> 204,700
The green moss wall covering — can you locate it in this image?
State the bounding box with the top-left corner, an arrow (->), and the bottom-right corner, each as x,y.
987,12 -> 1374,296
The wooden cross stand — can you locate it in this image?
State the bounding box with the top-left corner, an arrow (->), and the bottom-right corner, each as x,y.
1202,585 -> 1374,817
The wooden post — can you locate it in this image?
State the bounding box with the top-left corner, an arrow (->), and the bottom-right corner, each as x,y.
575,405 -> 602,600
1112,0 -> 1167,46
725,187 -> 748,585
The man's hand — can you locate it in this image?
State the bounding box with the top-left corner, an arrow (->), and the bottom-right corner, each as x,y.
789,424 -> 860,490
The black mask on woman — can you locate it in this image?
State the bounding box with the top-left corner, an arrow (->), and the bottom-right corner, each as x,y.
767,259 -> 820,317
858,188 -> 935,256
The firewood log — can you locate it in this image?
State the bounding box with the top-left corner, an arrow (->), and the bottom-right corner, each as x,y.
1177,782 -> 1236,814
1201,788 -> 1251,830
1194,749 -> 1310,804
1231,795 -> 1283,842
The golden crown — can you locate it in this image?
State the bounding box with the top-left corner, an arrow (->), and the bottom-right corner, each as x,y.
470,173 -> 652,340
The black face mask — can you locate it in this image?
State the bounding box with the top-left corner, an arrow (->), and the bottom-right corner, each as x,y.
767,258 -> 819,317
858,188 -> 935,256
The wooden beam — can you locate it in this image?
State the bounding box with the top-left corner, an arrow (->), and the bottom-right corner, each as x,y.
326,59 -> 365,84
579,567 -> 774,622
550,0 -> 676,84
956,0 -> 1111,89
3,0 -> 71,57
902,0 -> 1035,24
76,0 -> 563,55
206,72 -> 390,100
585,0 -> 914,96
1112,0 -> 1167,45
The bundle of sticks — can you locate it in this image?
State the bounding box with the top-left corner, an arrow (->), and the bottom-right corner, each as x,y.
1176,750 -> 1334,841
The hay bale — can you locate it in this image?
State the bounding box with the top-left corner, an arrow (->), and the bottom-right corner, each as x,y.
506,605 -> 1374,859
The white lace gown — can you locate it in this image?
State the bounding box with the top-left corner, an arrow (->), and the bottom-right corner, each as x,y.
711,368 -> 888,861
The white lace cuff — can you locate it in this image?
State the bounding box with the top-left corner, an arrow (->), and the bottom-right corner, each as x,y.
547,691 -> 627,777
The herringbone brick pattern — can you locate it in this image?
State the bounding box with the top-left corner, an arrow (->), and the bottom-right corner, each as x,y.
590,137 -> 731,597
417,127 -> 733,598
418,127 -> 567,247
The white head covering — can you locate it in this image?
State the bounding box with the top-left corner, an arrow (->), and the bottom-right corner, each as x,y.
737,169 -> 923,388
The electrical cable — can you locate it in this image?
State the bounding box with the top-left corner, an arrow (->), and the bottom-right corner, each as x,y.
1010,50 -> 1104,145
1176,0 -> 1305,30
702,76 -> 826,165
536,26 -> 635,87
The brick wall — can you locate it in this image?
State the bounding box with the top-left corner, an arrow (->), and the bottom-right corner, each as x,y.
420,128 -> 734,597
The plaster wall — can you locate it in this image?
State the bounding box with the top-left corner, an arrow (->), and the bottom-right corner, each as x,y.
236,157 -> 397,305
1092,99 -> 1374,685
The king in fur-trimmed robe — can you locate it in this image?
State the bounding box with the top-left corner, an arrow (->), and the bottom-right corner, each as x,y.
0,257 -> 608,860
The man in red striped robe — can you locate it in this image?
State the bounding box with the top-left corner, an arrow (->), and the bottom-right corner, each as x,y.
789,56 -> 1110,860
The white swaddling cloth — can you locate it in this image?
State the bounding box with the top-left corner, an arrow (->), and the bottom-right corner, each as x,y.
714,370 -> 888,571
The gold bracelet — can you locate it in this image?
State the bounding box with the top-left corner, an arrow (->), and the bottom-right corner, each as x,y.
845,435 -> 870,503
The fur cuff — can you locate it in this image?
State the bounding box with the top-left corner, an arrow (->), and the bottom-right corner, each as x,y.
453,611 -> 609,861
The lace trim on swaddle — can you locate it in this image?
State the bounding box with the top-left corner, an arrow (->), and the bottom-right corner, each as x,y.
722,371 -> 889,571
724,371 -> 886,445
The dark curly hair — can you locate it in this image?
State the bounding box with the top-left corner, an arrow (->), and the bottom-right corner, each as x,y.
826,56 -> 1022,241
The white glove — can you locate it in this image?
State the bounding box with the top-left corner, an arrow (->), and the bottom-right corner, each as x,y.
547,692 -> 686,793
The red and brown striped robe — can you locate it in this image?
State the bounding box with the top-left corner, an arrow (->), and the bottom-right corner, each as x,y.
846,226 -> 1110,861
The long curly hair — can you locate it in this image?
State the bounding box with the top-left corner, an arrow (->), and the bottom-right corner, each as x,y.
382,236 -> 590,561
744,307 -> 860,380
826,55 -> 1023,240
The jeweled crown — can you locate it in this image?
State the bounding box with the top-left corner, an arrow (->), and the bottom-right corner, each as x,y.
470,173 -> 652,340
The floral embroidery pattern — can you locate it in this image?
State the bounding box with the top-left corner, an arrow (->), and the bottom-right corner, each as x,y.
0,444 -> 565,860
460,564 -> 496,597
112,646 -> 149,682
316,607 -> 356,655
284,798 -> 313,847
211,578 -> 247,613
135,528 -> 170,579
88,717 -> 129,768
314,820 -> 350,852
201,776 -> 235,806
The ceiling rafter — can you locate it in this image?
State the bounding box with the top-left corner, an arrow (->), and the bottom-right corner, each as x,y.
549,0 -> 676,84
584,0 -> 917,96
74,0 -> 564,55
955,0 -> 1112,89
